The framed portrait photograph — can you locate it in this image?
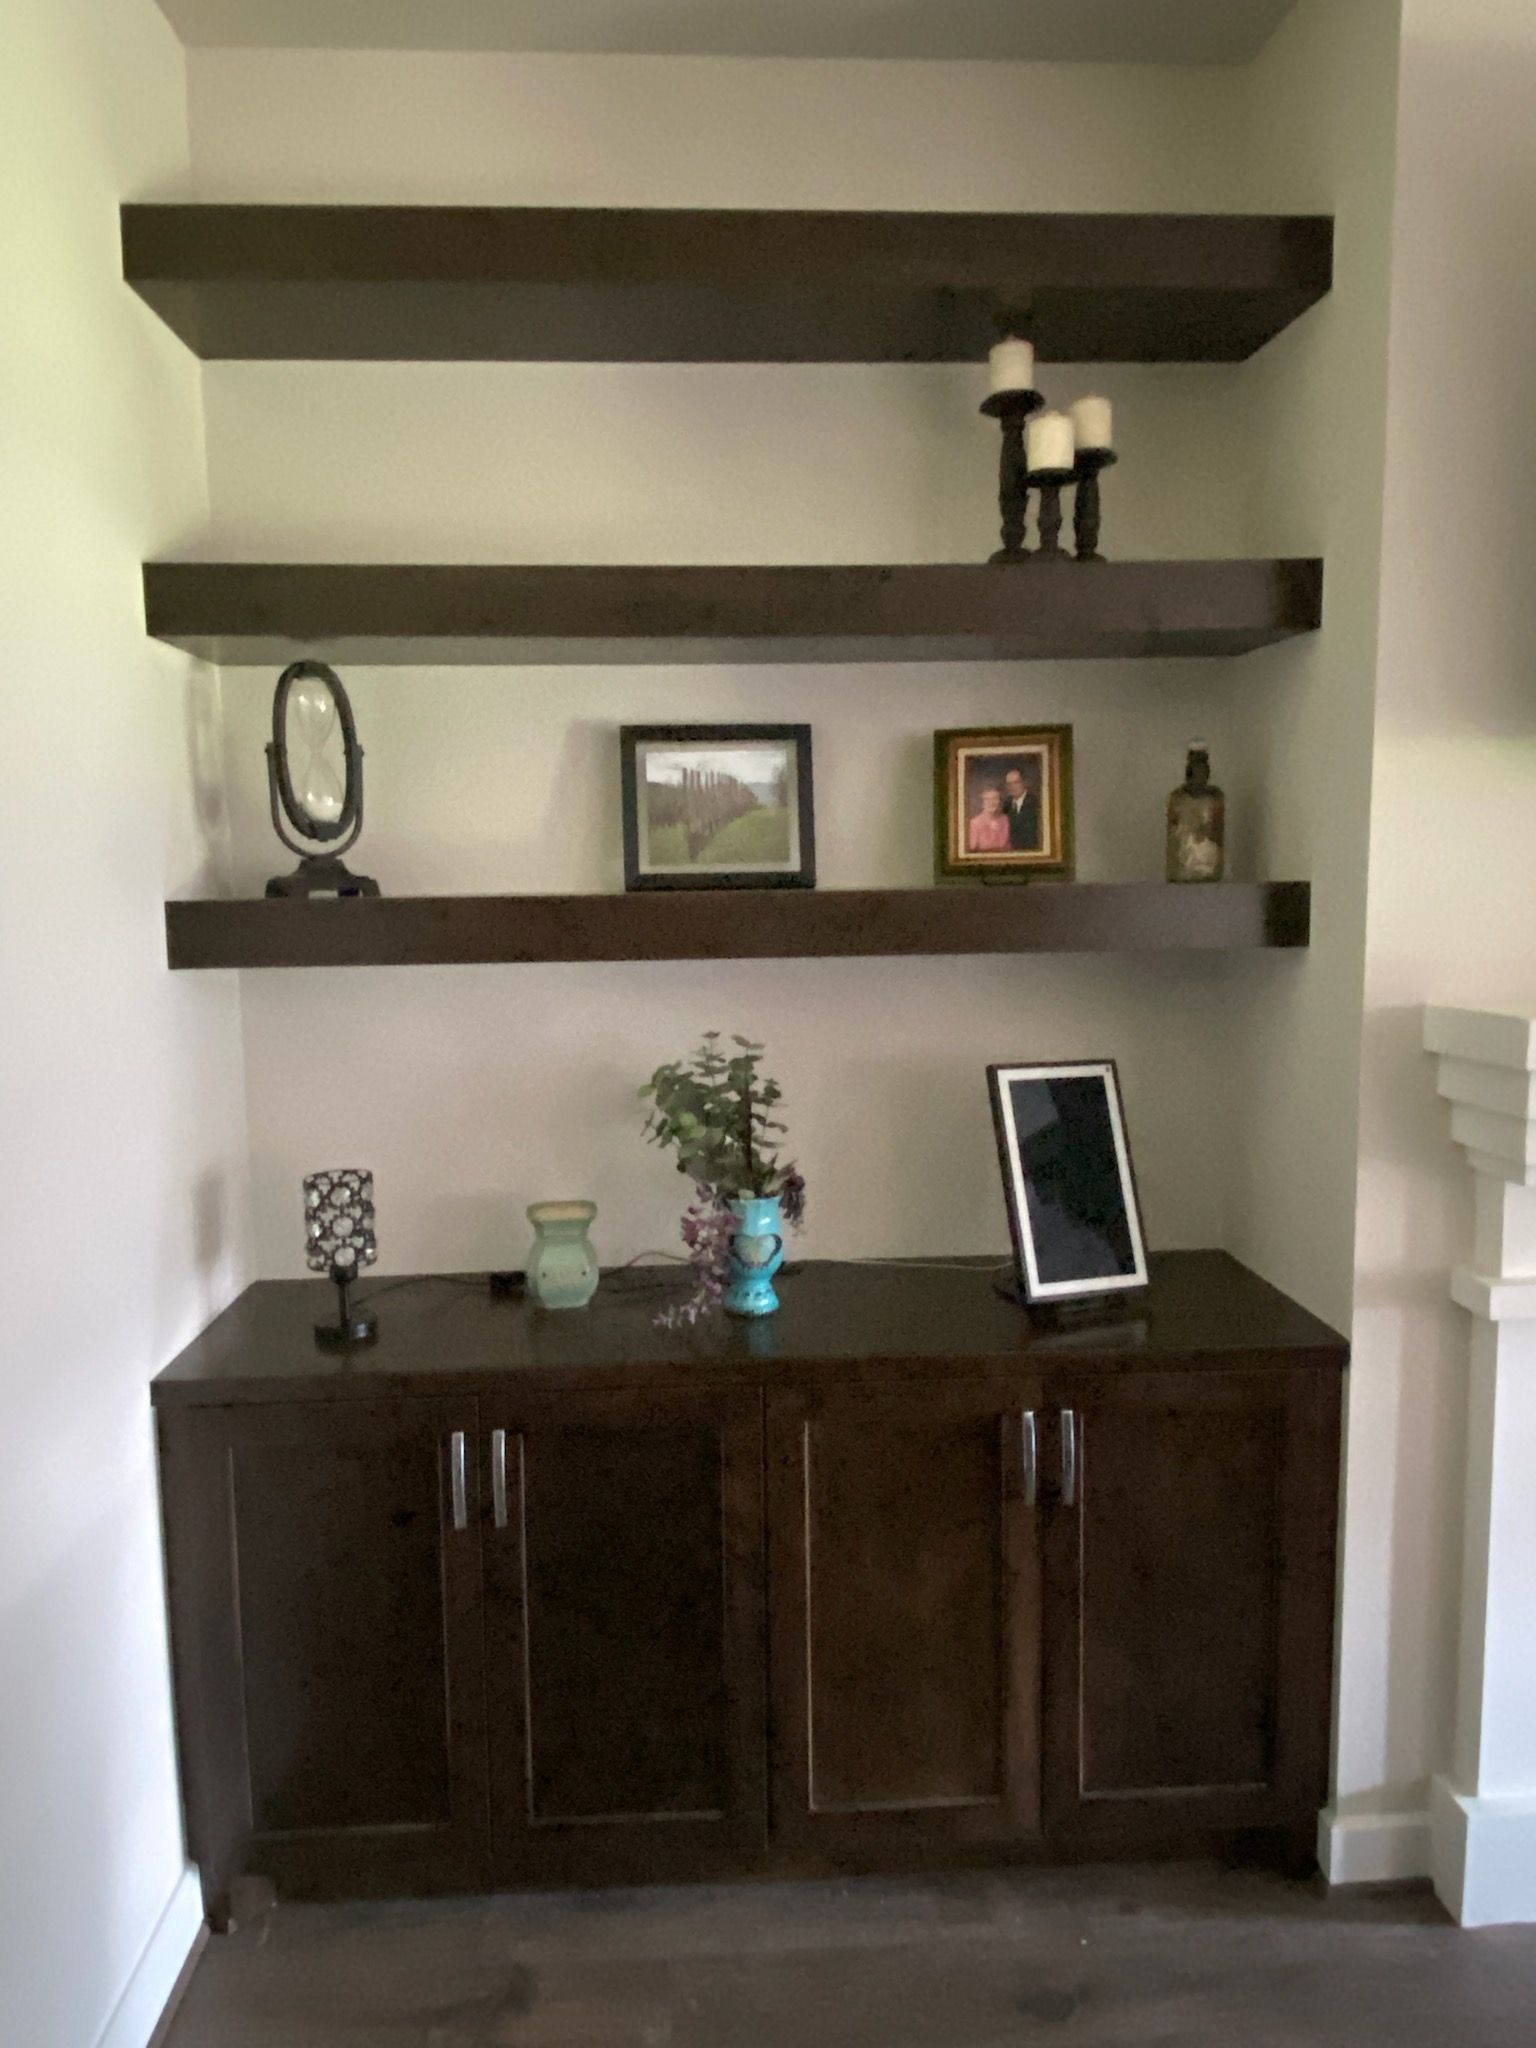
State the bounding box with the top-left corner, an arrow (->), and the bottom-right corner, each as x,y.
621,724 -> 815,891
987,1060 -> 1149,1307
934,725 -> 1074,881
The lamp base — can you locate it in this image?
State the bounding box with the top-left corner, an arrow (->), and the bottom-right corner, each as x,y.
314,1312 -> 379,1351
266,856 -> 381,899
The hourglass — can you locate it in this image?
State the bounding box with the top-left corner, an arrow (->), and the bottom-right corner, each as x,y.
264,660 -> 380,898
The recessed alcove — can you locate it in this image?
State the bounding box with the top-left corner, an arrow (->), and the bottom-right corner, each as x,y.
157,58 -> 1347,1298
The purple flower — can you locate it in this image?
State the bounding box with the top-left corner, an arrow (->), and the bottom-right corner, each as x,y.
653,1170 -> 808,1330
655,1184 -> 735,1330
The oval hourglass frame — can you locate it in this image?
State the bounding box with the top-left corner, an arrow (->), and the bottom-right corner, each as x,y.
264,659 -> 380,899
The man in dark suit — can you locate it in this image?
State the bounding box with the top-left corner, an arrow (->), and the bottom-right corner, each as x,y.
1003,766 -> 1040,850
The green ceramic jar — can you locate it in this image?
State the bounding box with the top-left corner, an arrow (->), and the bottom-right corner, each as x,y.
525,1200 -> 599,1310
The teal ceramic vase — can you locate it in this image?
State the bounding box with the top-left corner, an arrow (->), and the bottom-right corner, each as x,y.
526,1200 -> 599,1310
724,1194 -> 784,1318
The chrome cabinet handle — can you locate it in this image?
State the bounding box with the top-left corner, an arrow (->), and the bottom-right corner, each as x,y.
1021,1409 -> 1038,1509
491,1428 -> 509,1530
450,1430 -> 468,1531
1061,1408 -> 1079,1509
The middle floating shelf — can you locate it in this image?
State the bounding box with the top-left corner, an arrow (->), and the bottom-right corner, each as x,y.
143,560 -> 1324,666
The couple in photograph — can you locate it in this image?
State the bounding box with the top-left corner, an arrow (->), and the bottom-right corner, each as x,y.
968,765 -> 1040,853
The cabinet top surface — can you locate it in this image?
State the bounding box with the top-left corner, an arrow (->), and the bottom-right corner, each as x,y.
151,1252 -> 1347,1407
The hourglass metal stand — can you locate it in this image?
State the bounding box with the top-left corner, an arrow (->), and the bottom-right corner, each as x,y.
263,658 -> 381,899
264,858 -> 379,900
262,794 -> 380,899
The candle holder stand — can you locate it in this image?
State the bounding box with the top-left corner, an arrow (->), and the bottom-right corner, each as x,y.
1072,448 -> 1118,562
1027,466 -> 1077,559
980,389 -> 1044,562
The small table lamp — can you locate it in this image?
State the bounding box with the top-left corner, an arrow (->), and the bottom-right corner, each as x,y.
304,1169 -> 380,1349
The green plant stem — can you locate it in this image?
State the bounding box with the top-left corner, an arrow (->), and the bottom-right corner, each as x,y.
741,1087 -> 755,1194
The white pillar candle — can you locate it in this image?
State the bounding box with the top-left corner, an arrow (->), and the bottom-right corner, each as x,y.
1070,393 -> 1114,451
1026,409 -> 1075,474
988,336 -> 1036,394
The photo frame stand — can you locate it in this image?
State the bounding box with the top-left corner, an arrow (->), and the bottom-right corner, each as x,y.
990,1276 -> 1143,1329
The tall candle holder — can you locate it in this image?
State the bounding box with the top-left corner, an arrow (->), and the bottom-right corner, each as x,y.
1072,447 -> 1118,562
979,389 -> 1044,562
1027,461 -> 1077,559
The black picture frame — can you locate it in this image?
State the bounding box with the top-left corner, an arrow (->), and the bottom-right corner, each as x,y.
986,1059 -> 1150,1307
620,724 -> 816,892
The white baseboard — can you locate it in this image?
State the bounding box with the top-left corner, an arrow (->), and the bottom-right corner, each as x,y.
93,1865 -> 206,2048
1432,1777 -> 1536,1927
1317,1805 -> 1432,1885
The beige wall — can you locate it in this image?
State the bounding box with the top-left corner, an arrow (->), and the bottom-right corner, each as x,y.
1222,0 -> 1401,1338
183,47 -> 1250,209
183,48 -> 1298,1279
1336,0 -> 1536,1866
0,4 -> 250,2046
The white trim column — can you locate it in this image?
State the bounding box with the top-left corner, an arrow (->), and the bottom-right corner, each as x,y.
1424,1005 -> 1536,1927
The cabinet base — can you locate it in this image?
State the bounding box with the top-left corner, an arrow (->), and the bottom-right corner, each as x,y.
204,1822 -> 1322,1913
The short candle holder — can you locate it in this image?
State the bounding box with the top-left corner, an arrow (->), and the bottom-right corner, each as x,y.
980,388 -> 1044,562
1027,466 -> 1077,559
1072,447 -> 1118,562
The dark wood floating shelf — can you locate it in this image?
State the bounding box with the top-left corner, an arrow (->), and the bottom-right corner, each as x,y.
165,883 -> 1311,971
121,205 -> 1332,363
143,560 -> 1323,666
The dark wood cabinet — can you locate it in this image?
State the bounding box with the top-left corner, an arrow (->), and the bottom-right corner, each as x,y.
158,1398 -> 489,1906
480,1387 -> 766,1884
154,1255 -> 1346,1908
767,1383 -> 1043,1866
1041,1370 -> 1341,1858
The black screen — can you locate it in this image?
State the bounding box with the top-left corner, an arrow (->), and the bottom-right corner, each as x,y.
1008,1075 -> 1137,1285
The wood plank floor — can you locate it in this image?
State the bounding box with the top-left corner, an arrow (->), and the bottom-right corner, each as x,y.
162,1864 -> 1536,2047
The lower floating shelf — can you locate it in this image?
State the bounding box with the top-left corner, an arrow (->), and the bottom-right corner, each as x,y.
165,883 -> 1310,970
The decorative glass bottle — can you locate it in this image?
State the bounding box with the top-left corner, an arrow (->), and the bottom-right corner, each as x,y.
525,1200 -> 600,1310
1166,740 -> 1226,884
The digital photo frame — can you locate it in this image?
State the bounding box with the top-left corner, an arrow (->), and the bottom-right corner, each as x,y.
987,1060 -> 1149,1308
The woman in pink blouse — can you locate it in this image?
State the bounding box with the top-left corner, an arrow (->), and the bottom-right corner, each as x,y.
968,785 -> 1012,853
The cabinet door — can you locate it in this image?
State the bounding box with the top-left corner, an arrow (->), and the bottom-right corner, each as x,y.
482,1387 -> 766,1884
767,1382 -> 1044,1866
1044,1369 -> 1340,1851
160,1398 -> 488,1907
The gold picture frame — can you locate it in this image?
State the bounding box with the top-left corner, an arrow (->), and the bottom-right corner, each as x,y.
934,725 -> 1074,882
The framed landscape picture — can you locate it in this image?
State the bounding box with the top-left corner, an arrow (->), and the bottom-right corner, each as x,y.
621,724 -> 816,891
934,724 -> 1074,881
987,1059 -> 1149,1308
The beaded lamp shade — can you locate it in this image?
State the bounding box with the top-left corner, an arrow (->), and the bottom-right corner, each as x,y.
304,1169 -> 378,1279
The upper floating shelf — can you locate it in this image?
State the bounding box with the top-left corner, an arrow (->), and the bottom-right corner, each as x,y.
143,560 -> 1323,666
120,206 -> 1333,364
